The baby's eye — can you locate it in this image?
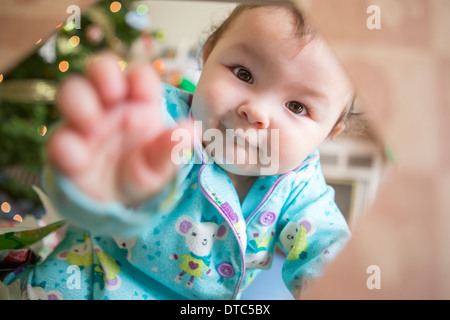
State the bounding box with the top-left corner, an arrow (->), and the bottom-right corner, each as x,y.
233,66 -> 253,84
286,101 -> 308,115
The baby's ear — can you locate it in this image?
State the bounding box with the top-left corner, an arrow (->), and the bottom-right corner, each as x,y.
175,215 -> 194,236
216,223 -> 229,240
327,122 -> 346,138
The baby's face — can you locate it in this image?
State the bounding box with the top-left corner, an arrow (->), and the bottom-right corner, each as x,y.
191,7 -> 353,176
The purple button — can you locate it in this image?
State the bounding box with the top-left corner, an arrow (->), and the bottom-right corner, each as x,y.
259,210 -> 276,226
217,263 -> 235,277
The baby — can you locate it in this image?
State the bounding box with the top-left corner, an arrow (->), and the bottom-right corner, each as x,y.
12,5 -> 354,300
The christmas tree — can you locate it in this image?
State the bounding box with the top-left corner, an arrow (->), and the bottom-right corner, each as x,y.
0,0 -> 157,221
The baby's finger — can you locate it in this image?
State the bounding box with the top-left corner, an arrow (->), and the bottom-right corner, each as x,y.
127,61 -> 161,106
46,126 -> 90,176
86,52 -> 127,107
57,76 -> 102,132
144,121 -> 195,174
121,121 -> 195,206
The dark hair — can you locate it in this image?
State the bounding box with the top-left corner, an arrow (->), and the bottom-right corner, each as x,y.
330,94 -> 357,137
202,4 -> 314,61
202,4 -> 356,134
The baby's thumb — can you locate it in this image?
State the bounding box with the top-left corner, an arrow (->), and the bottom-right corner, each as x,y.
121,121 -> 195,206
144,120 -> 195,171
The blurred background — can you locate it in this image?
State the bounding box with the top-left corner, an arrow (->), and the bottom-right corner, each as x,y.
0,0 -> 386,299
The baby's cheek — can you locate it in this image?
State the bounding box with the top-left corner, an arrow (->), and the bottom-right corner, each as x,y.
192,85 -> 221,120
275,136 -> 311,172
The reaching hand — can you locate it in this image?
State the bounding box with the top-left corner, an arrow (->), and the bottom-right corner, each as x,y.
47,53 -> 194,207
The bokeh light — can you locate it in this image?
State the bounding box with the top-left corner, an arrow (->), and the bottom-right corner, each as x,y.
136,4 -> 148,15
1,202 -> 11,213
64,20 -> 77,32
110,1 -> 122,13
68,35 -> 80,48
59,60 -> 69,72
37,125 -> 48,137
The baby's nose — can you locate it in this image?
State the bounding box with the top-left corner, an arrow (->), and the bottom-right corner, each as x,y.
237,104 -> 269,129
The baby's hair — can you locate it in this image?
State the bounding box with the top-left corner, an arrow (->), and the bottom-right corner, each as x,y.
202,4 -> 314,62
329,94 -> 358,137
335,95 -> 366,137
202,4 -> 357,135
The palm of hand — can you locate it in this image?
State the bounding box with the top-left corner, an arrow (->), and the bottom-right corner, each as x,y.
47,53 -> 193,206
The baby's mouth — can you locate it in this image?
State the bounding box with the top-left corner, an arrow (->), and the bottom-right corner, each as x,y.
225,128 -> 265,150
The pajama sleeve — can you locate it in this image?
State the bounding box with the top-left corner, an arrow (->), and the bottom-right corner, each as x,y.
277,159 -> 351,297
42,166 -> 180,238
41,84 -> 192,238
